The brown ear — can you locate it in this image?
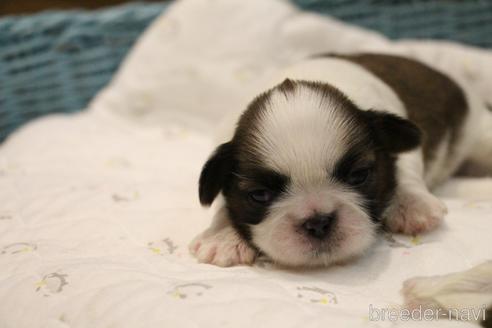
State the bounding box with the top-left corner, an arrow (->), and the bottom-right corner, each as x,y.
198,142 -> 235,206
363,110 -> 422,153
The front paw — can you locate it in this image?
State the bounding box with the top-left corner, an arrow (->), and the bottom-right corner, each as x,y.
189,226 -> 257,267
385,189 -> 447,235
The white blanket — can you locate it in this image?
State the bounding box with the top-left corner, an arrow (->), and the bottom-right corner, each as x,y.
1,1 -> 492,327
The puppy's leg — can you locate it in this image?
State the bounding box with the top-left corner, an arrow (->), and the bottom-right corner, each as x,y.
402,261 -> 492,324
459,106 -> 492,176
385,150 -> 447,235
189,199 -> 257,267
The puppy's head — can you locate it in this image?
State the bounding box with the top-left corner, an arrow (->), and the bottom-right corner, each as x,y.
199,79 -> 421,267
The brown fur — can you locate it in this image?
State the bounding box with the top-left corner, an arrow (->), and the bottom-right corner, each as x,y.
330,53 -> 468,166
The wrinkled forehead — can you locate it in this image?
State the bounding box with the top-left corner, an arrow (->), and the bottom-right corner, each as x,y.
235,80 -> 366,186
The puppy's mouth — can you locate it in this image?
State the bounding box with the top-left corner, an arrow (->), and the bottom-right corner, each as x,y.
297,226 -> 344,257
294,224 -> 332,244
250,207 -> 376,267
260,230 -> 345,268
255,219 -> 344,266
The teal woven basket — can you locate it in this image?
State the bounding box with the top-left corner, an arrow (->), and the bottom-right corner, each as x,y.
294,0 -> 492,47
1,0 -> 492,142
0,3 -> 168,142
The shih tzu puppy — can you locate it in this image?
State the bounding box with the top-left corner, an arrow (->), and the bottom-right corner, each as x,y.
189,53 -> 492,268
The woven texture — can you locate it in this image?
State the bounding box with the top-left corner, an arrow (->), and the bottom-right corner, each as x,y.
1,0 -> 492,142
294,0 -> 492,48
0,3 -> 168,142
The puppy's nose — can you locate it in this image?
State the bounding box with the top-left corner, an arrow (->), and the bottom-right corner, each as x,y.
302,214 -> 335,239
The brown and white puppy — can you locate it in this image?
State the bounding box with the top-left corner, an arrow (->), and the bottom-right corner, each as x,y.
189,53 -> 492,268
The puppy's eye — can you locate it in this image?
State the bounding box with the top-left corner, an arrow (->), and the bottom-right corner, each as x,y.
347,167 -> 371,186
249,189 -> 273,204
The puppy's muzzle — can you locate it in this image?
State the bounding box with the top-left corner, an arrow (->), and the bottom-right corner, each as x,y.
301,213 -> 336,239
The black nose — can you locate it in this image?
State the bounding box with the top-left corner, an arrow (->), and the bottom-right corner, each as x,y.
302,214 -> 335,239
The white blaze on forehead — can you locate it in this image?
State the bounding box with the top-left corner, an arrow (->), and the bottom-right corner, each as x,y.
252,85 -> 356,186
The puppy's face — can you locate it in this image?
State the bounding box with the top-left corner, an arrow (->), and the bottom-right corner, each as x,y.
199,79 -> 421,267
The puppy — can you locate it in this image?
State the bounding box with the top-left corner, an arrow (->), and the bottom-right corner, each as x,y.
190,53 -> 492,267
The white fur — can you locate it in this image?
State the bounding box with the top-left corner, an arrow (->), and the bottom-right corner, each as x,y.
466,105 -> 492,175
266,58 -> 407,116
385,181 -> 448,234
381,73 -> 483,234
425,81 -> 484,187
254,84 -> 355,183
250,184 -> 376,267
255,57 -> 450,241
189,198 -> 257,267
241,77 -> 382,266
191,56 -> 488,267
266,58 -> 452,235
383,149 -> 447,234
402,261 -> 492,323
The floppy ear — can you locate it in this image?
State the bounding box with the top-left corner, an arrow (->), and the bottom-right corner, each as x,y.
199,142 -> 235,206
363,110 -> 422,153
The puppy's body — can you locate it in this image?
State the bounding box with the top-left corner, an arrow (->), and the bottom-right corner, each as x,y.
266,54 -> 480,187
190,53 -> 491,268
